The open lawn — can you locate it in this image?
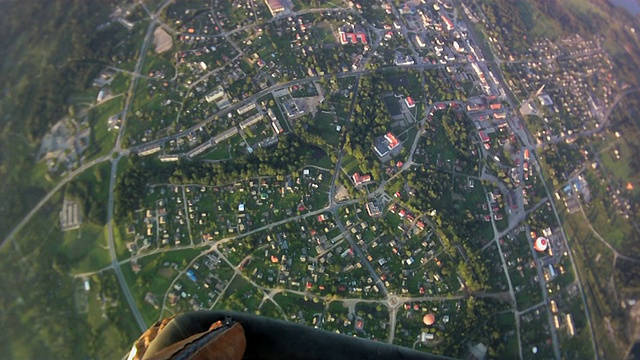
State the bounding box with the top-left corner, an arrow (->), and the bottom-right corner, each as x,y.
214,276 -> 263,313
0,232 -> 139,359
259,299 -> 286,320
515,1 -> 565,40
383,95 -> 402,116
560,205 -> 624,359
497,312 -> 520,359
110,72 -> 131,95
599,132 -> 640,199
141,50 -> 175,79
340,153 -> 361,175
291,0 -> 338,10
87,96 -> 123,160
11,191 -> 64,255
310,153 -> 333,169
63,224 -> 111,274
113,223 -> 133,261
311,111 -> 343,150
84,270 -> 143,357
201,142 -> 231,161
29,159 -> 56,190
121,248 -> 204,325
273,291 -> 327,325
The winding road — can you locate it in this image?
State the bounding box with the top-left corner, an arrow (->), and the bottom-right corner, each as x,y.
3,3 -> 635,358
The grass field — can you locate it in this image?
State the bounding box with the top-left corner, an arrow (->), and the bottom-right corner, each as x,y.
424,119 -> 458,167
201,142 -> 231,161
63,224 -> 111,274
497,312 -> 521,359
312,111 -> 342,149
310,153 -> 333,169
29,159 -> 56,190
340,153 -> 361,175
11,191 -> 64,255
214,276 -> 263,313
291,0 -> 338,10
515,1 -> 565,40
273,291 -> 327,324
109,72 -> 131,95
560,204 -> 624,359
120,248 -> 204,325
141,50 -> 175,79
0,190 -> 139,359
259,299 -> 287,319
84,270 -> 143,358
599,134 -> 640,198
383,95 -> 402,116
87,96 -> 123,160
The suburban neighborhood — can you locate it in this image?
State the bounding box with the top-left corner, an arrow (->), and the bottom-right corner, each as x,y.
3,0 -> 640,359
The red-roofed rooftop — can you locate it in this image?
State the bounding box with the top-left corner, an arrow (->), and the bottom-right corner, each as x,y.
385,132 -> 399,149
352,172 -> 372,186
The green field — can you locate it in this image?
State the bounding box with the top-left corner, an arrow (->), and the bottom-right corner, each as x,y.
109,72 -> 131,95
214,276 -> 263,313
497,312 -> 520,359
0,191 -> 139,359
312,111 -> 343,149
514,1 -> 565,40
1,0 -> 639,358
87,96 -> 123,159
560,205 -> 623,359
121,248 -> 204,325
62,223 -> 111,274
340,153 -> 361,175
201,142 -> 232,161
383,95 -> 402,116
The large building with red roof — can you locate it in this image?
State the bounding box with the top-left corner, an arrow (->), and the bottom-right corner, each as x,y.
374,132 -> 401,157
365,201 -> 381,217
265,0 -> 285,16
352,172 -> 372,186
338,24 -> 368,45
404,96 -> 415,108
440,14 -> 454,31
478,130 -> 490,143
385,132 -> 399,149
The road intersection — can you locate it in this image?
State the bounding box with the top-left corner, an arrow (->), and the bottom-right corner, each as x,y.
4,2 -> 634,358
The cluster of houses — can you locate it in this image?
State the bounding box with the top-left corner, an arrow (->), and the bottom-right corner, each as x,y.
513,35 -> 617,141
135,97 -> 288,161
166,253 -> 229,310
388,203 -> 427,233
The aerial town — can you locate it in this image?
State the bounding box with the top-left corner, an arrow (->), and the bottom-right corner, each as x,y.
3,0 -> 640,359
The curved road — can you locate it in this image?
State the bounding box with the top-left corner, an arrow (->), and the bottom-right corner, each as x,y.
0,155 -> 111,250
6,2 -> 635,353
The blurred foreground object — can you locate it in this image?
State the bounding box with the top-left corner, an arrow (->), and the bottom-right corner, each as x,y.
128,310 -> 453,360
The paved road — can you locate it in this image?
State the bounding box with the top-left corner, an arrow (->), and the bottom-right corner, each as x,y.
333,208 -> 388,297
105,0 -> 176,331
115,10 -> 157,152
577,200 -> 640,263
128,63 -> 447,154
106,157 -> 146,331
0,155 -> 111,249
5,3 -> 621,353
485,192 -> 516,304
189,7 -> 354,40
461,13 -> 566,359
389,3 -> 421,64
325,71 -> 389,298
